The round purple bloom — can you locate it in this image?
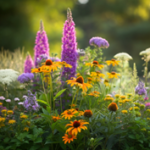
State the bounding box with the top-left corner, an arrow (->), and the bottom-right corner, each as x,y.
17,73 -> 34,83
34,21 -> 49,67
135,81 -> 147,96
24,53 -> 34,73
89,37 -> 109,48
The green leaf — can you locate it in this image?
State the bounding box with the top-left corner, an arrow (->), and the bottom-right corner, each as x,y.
4,137 -> 10,143
54,89 -> 66,100
37,99 -> 48,105
128,135 -> 135,139
34,137 -> 42,143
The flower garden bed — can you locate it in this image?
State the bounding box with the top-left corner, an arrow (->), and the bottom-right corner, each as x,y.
1,8 -> 150,150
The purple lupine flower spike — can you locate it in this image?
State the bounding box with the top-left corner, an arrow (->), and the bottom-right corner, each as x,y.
24,53 -> 34,73
89,37 -> 109,48
34,20 -> 49,68
61,8 -> 78,80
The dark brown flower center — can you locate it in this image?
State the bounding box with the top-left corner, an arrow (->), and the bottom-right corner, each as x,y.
104,79 -> 108,83
84,110 -> 93,118
38,68 -> 41,71
75,108 -> 79,111
76,76 -> 84,84
111,59 -> 116,61
88,78 -> 92,81
96,71 -> 101,75
111,71 -> 116,75
93,61 -> 99,65
67,111 -> 72,115
45,59 -> 53,66
73,121 -> 80,128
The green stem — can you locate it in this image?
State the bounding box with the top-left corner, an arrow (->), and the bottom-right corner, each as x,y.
145,60 -> 148,86
41,73 -> 50,107
71,87 -> 79,108
49,73 -> 54,110
60,96 -> 63,113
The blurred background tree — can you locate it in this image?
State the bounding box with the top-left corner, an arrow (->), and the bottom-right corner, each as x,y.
0,0 -> 150,76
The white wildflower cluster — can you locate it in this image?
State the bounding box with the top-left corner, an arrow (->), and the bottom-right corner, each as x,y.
0,69 -> 19,85
140,48 -> 150,56
114,52 -> 132,61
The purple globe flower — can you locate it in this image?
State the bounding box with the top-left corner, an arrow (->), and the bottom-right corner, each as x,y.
135,81 -> 147,96
34,21 -> 49,67
23,90 -> 40,111
17,73 -> 34,83
89,37 -> 109,48
24,53 -> 34,73
61,8 -> 78,80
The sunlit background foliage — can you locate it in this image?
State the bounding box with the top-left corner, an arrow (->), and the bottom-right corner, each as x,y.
0,0 -> 150,75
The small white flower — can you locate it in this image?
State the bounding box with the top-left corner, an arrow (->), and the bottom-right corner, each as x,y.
0,69 -> 19,85
0,96 -> 5,100
6,99 -> 11,102
14,97 -> 20,101
18,102 -> 24,105
114,52 -> 132,61
140,48 -> 150,56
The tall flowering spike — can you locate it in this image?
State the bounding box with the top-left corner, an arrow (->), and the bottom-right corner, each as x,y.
61,8 -> 78,80
34,20 -> 49,67
24,52 -> 34,73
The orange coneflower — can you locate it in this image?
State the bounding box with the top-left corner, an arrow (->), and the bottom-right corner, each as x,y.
66,120 -> 89,136
104,79 -> 110,86
107,71 -> 120,79
88,91 -> 100,97
120,95 -> 126,100
90,71 -> 105,82
104,97 -> 114,102
66,76 -> 92,92
40,59 -> 59,72
31,67 -> 42,73
106,59 -> 120,66
74,108 -> 84,116
84,110 -> 93,118
62,131 -> 76,144
90,71 -> 105,78
69,104 -> 77,108
61,109 -> 77,120
108,102 -> 118,111
85,61 -> 104,70
58,61 -> 72,68
52,116 -> 61,122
